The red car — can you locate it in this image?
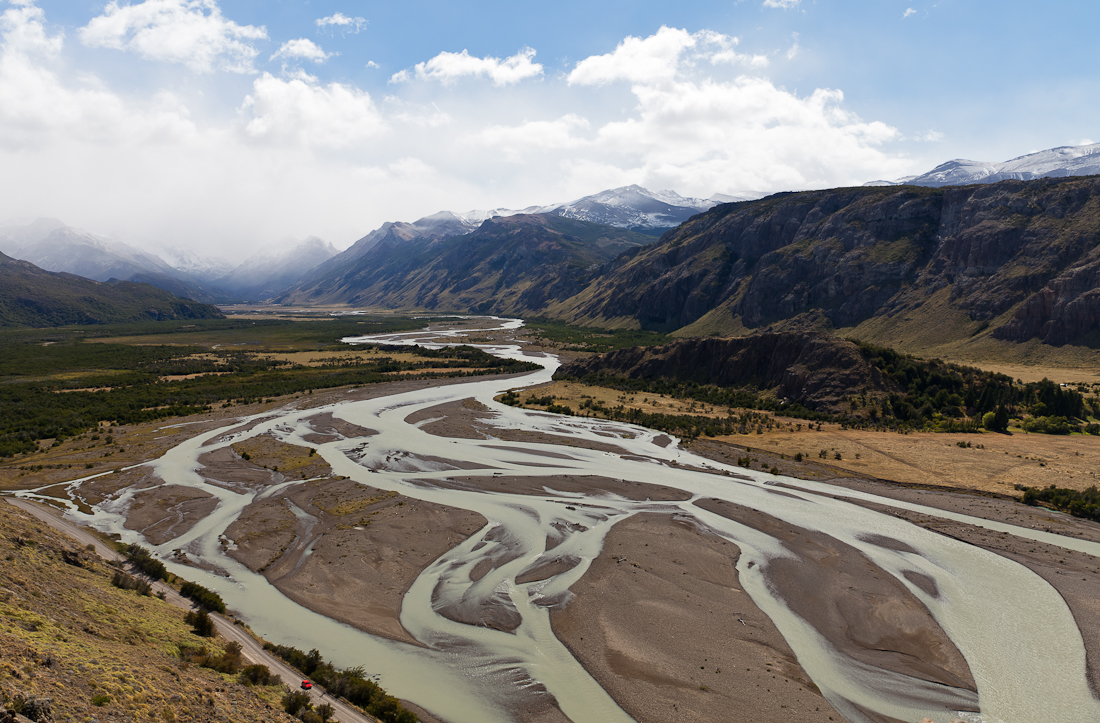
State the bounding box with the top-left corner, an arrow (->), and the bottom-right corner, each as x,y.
301,680 -> 312,690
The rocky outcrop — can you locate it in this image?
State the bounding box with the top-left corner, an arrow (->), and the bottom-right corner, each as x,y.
556,333 -> 894,413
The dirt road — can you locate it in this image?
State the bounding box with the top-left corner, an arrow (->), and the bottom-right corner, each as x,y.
5,497 -> 379,723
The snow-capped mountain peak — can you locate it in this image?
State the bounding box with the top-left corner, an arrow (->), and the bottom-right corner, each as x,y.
868,142 -> 1100,187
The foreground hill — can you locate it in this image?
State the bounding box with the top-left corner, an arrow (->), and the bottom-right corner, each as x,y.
0,501 -> 297,723
548,176 -> 1100,349
279,213 -> 659,313
0,252 -> 224,328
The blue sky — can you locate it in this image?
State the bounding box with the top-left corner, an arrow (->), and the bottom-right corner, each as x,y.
1,0 -> 1096,259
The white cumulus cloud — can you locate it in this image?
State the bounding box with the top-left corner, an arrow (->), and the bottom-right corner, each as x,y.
763,0 -> 801,8
271,38 -> 333,63
316,12 -> 366,34
79,0 -> 267,74
0,1 -> 195,150
391,47 -> 543,86
568,27 -> 766,86
904,8 -> 917,18
239,72 -> 385,149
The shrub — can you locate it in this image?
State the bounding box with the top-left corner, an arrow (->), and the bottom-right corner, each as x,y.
1022,416 -> 1076,435
111,570 -> 152,596
179,641 -> 242,674
282,691 -> 312,717
185,608 -> 215,637
179,580 -> 226,613
124,543 -> 169,581
239,663 -> 278,686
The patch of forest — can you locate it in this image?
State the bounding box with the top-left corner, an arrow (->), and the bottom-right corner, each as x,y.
0,331 -> 538,457
552,336 -> 1100,435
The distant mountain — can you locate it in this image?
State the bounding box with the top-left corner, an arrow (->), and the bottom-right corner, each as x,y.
18,226 -> 178,282
544,176 -> 1100,349
0,222 -> 228,303
447,185 -> 756,233
156,246 -> 235,283
278,213 -> 659,313
215,236 -> 338,301
0,252 -> 224,328
0,217 -> 66,256
867,143 -> 1100,187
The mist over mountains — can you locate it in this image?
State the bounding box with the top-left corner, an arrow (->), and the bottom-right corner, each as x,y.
5,142 -> 1100,348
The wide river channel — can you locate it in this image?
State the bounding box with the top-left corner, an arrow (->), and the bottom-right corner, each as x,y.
21,317 -> 1100,723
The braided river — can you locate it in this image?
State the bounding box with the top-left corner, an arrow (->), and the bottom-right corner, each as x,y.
21,317 -> 1100,723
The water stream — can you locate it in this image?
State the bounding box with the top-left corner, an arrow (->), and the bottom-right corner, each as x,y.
19,317 -> 1100,723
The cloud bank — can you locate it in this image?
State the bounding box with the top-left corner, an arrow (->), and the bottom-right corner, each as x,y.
0,5 -> 914,260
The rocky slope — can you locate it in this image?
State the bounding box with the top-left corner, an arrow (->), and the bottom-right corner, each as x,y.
279,213 -> 658,313
0,252 -> 224,328
556,333 -> 893,413
548,176 -> 1100,347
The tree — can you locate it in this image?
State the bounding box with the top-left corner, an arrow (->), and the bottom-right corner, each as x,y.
316,703 -> 336,722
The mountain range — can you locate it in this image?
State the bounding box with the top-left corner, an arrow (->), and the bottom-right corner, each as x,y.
868,143 -> 1100,187
6,141 -> 1100,347
279,175 -> 1100,353
280,214 -> 660,312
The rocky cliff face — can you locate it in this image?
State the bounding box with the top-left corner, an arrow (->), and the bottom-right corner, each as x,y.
554,177 -> 1100,345
556,333 -> 894,413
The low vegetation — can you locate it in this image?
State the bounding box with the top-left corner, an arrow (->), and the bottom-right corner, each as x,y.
551,337 -> 1099,436
263,643 -> 418,723
525,319 -> 670,352
0,502 -> 295,722
0,318 -> 539,457
1018,484 -> 1100,521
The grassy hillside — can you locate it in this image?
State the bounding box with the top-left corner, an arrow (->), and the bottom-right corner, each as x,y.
0,501 -> 295,722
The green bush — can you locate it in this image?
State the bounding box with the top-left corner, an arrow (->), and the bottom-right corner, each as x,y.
1021,416 -> 1077,435
1020,485 -> 1100,522
282,691 -> 312,717
124,543 -> 169,581
179,580 -> 226,613
111,570 -> 152,596
264,643 -> 419,723
185,608 -> 215,637
240,663 -> 279,686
